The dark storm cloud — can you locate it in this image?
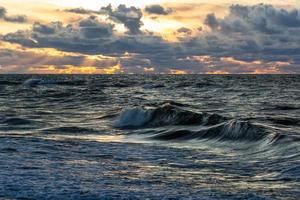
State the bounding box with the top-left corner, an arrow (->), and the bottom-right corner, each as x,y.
101,4 -> 143,34
144,5 -> 172,15
0,6 -> 27,23
2,4 -> 300,73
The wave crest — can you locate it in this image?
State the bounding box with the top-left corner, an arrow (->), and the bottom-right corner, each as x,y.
113,104 -> 287,143
114,104 -> 226,128
114,107 -> 154,128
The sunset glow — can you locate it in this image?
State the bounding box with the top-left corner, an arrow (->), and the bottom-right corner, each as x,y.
0,0 -> 299,74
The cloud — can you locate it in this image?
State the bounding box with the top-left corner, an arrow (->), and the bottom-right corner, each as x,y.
2,14 -> 172,59
3,16 -> 116,50
185,4 -> 300,64
1,4 -> 300,73
204,13 -> 219,30
32,22 -> 59,34
101,4 -> 143,34
65,5 -> 143,34
229,4 -> 300,29
65,7 -> 100,15
177,27 -> 192,34
0,6 -> 27,23
205,4 -> 300,34
183,55 -> 298,74
0,6 -> 6,18
4,15 -> 27,23
145,5 -> 172,15
78,16 -> 114,38
0,41 -> 122,74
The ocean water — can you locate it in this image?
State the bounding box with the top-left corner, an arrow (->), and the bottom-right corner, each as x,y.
0,74 -> 300,199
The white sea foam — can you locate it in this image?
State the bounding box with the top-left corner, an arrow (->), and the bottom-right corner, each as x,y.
113,107 -> 153,128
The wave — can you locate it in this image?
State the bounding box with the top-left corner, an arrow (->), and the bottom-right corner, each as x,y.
113,103 -> 300,144
195,81 -> 215,88
42,126 -> 98,134
151,120 -> 269,142
23,79 -> 86,87
58,80 -> 86,86
0,80 -> 19,85
144,100 -> 190,108
114,107 -> 153,128
279,166 -> 300,180
268,117 -> 300,126
142,83 -> 165,89
0,117 -> 45,131
113,104 -> 226,128
2,117 -> 36,126
23,79 -> 57,87
262,103 -> 300,111
274,105 -> 299,111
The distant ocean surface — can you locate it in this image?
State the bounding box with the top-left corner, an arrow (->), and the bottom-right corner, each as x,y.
0,74 -> 300,199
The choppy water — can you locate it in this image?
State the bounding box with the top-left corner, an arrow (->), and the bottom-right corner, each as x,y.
0,74 -> 300,199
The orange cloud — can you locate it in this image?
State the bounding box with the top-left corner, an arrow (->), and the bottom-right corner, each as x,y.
252,61 -> 291,74
188,54 -> 293,74
220,57 -> 291,74
26,63 -> 124,74
220,57 -> 263,65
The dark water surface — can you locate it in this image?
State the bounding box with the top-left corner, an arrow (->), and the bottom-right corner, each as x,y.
0,74 -> 300,199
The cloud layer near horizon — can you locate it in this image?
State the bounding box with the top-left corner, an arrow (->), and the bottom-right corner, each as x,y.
0,2 -> 300,74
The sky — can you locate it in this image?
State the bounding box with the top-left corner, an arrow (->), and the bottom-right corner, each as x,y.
0,0 -> 300,74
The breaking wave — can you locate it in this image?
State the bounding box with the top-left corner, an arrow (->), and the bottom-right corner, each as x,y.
113,103 -> 299,144
113,104 -> 226,128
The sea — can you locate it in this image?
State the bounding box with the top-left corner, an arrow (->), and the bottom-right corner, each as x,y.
0,74 -> 299,199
